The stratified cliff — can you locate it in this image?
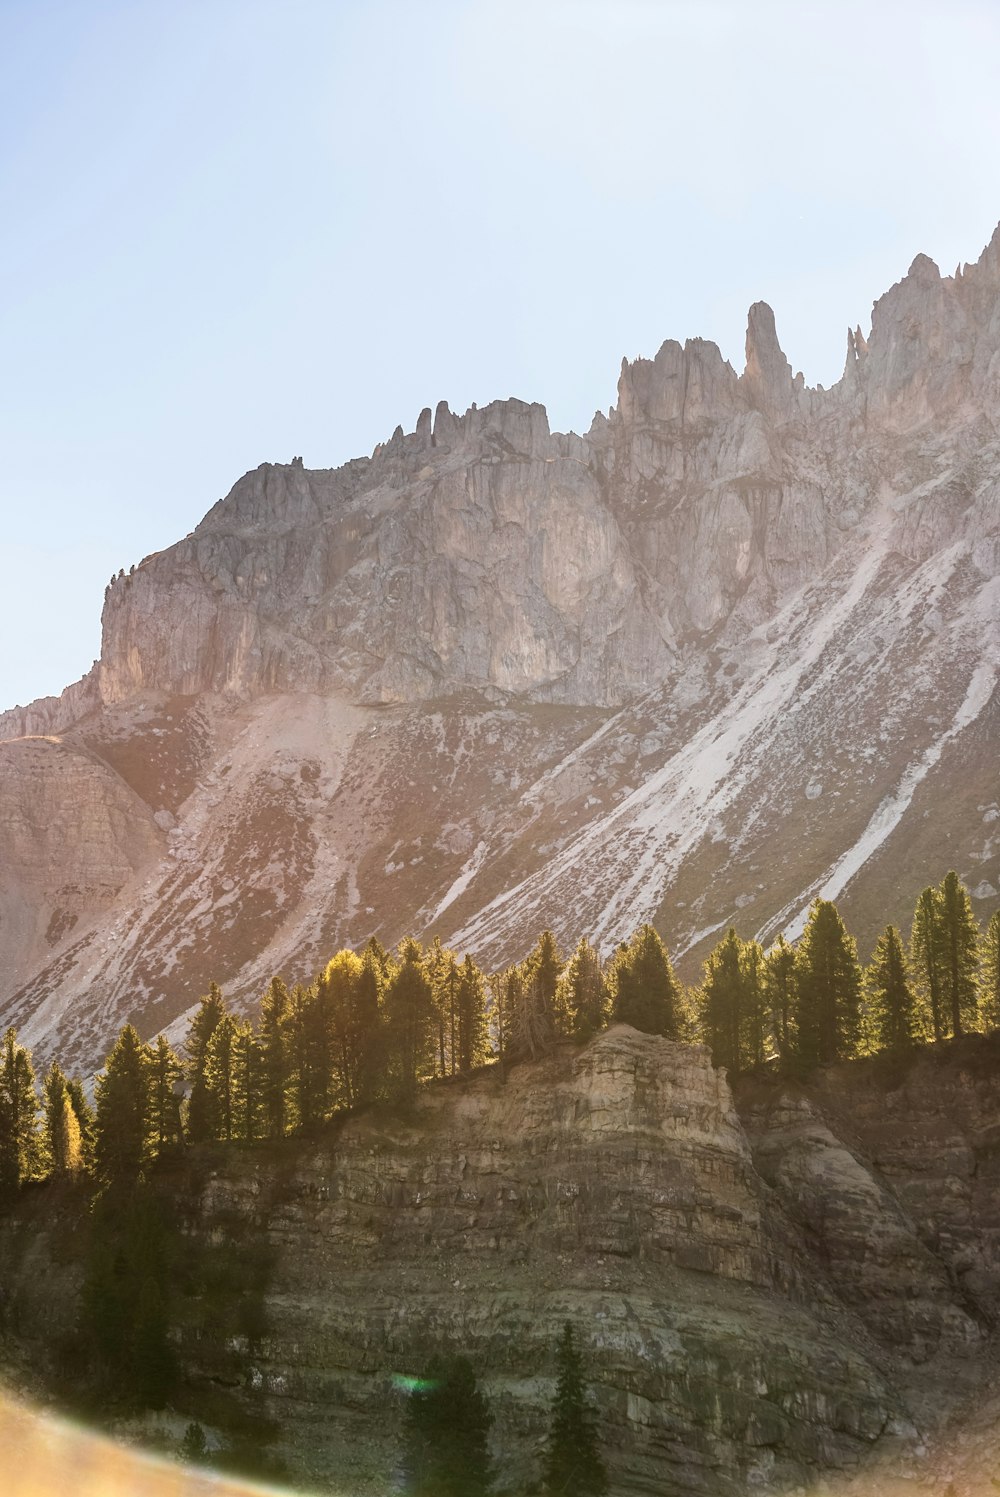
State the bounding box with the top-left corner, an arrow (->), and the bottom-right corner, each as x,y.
5,1030 -> 1000,1495
3,228 -> 1000,1070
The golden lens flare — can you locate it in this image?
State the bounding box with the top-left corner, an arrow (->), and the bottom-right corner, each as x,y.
0,1387 -> 341,1497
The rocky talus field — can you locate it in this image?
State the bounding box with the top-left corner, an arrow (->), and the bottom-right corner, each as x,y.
5,1029 -> 1000,1495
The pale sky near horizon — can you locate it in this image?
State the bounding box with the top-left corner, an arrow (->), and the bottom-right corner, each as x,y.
2,0 -> 1000,711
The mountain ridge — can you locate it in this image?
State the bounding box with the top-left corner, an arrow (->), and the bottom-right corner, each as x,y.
3,224 -> 1000,1071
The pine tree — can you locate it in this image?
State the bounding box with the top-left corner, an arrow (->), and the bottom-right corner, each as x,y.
321,950 -> 362,1106
94,1024 -> 152,1186
400,1354 -> 493,1497
865,925 -> 919,1054
353,949 -> 384,1103
0,1027 -> 41,1198
526,930 -> 564,1028
455,956 -> 490,1072
699,929 -> 744,1072
508,964 -> 559,1061
364,934 -> 393,983
286,983 -> 323,1132
43,1061 -> 83,1176
910,886 -> 946,1042
494,966 -> 523,1061
542,1323 -> 608,1497
259,976 -> 292,1138
979,909 -> 1000,1031
609,925 -> 679,1037
384,945 -> 436,1100
305,970 -> 336,1120
739,938 -> 767,1068
425,937 -> 458,1077
43,1061 -> 68,1170
763,935 -> 797,1063
185,983 -> 227,1142
555,938 -> 609,1042
146,1035 -> 183,1156
180,1423 -> 208,1464
55,1092 -> 84,1176
205,1014 -> 240,1141
938,870 -> 980,1037
66,1078 -> 96,1173
232,1019 -> 264,1141
794,899 -> 862,1068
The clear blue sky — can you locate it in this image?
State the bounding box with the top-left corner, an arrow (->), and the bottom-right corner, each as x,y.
3,0 -> 999,711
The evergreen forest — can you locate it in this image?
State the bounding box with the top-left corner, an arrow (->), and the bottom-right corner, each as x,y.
1,869 -> 998,1197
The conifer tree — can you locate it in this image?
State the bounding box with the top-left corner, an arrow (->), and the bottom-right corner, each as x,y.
66,1078 -> 96,1173
763,935 -> 797,1062
455,955 -> 490,1072
500,933 -> 567,1063
232,1020 -> 264,1141
609,925 -> 679,1037
910,886 -> 946,1042
286,984 -> 322,1132
43,1062 -> 83,1176
205,1014 -> 240,1141
322,947 -> 385,1106
43,1061 -> 68,1169
739,938 -> 767,1068
364,934 -> 393,983
794,899 -> 862,1068
699,928 -> 745,1073
306,970 -> 336,1120
426,937 -> 458,1077
259,977 -> 292,1138
322,949 -> 363,1105
54,1091 -> 84,1177
495,966 -> 523,1061
384,944 -> 436,1099
0,1027 -> 41,1197
526,930 -> 564,1027
146,1035 -> 183,1156
938,870 -> 980,1038
979,909 -> 1000,1032
865,925 -> 919,1054
542,1323 -> 608,1497
94,1024 -> 153,1186
555,938 -> 608,1042
505,963 -> 559,1061
400,1354 -> 493,1497
185,983 -> 227,1142
354,949 -> 384,1103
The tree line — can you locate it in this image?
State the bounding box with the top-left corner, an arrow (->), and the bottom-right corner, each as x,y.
1,869 -> 998,1195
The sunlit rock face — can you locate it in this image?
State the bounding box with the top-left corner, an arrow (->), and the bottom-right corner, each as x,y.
3,227 -> 1000,1072
72,226 -> 1000,712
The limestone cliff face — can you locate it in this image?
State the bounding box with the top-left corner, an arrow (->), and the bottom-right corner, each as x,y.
4,228 -> 1000,1071
71,226 -> 1000,712
5,1031 -> 1000,1495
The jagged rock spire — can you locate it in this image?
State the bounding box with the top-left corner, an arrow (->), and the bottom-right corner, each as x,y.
741,301 -> 795,420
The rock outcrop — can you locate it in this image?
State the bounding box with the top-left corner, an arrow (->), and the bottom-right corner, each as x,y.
3,227 -> 1000,1070
6,1031 -> 1000,1494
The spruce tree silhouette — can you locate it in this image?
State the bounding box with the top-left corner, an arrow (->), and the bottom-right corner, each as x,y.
543,1323 -> 608,1496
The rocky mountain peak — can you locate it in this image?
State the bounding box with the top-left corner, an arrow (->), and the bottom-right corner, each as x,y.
740,299 -> 795,420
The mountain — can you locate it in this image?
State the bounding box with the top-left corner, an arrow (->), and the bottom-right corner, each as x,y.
3,227 -> 1000,1071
